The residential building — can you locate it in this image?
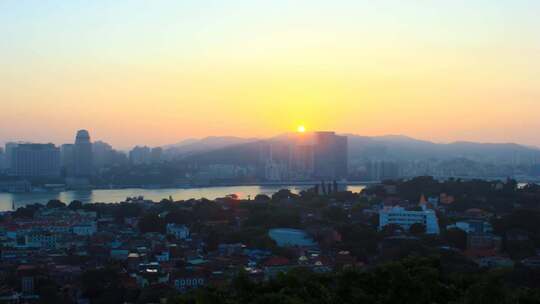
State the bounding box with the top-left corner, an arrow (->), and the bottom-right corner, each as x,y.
172,270 -> 206,292
129,146 -> 152,165
313,132 -> 348,180
8,144 -> 61,177
166,224 -> 190,240
447,220 -> 493,234
60,144 -> 75,176
72,223 -> 97,236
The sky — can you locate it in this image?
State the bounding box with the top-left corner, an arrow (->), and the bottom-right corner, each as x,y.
1,0 -> 539,149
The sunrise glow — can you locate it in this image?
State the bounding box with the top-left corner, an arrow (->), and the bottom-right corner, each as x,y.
1,1 -> 540,148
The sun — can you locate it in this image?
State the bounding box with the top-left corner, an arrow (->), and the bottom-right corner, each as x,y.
297,125 -> 306,133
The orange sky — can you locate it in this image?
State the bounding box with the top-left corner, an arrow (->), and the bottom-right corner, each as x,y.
1,1 -> 539,148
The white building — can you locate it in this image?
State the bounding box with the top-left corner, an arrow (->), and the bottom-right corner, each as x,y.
166,224 -> 190,240
379,206 -> 440,234
446,220 -> 493,234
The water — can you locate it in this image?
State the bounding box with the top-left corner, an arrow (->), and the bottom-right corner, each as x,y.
0,185 -> 366,211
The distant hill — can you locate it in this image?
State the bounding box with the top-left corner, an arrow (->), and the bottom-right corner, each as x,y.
164,134 -> 540,165
163,136 -> 259,158
347,135 -> 540,163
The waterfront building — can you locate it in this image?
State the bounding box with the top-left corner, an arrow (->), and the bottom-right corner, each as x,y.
8,143 -> 61,177
313,132 -> 348,180
74,130 -> 93,177
0,147 -> 5,170
151,147 -> 163,163
60,144 -> 75,176
129,146 -> 152,165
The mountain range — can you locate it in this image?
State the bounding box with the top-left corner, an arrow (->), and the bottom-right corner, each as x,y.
163,134 -> 540,165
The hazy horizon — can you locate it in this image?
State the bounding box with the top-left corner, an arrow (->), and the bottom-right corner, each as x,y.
2,131 -> 540,152
2,1 -> 539,148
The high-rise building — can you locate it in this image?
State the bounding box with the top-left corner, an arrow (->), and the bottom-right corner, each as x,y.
4,142 -> 23,170
129,146 -> 152,165
0,147 -> 6,171
289,144 -> 314,180
150,147 -> 163,163
60,144 -> 75,176
8,143 -> 61,177
312,132 -> 348,180
74,130 -> 93,177
93,140 -> 114,168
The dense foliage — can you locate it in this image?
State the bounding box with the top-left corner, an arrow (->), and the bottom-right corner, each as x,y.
165,257 -> 540,304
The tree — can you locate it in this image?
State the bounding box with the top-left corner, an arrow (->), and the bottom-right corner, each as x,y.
46,199 -> 66,209
68,200 -> 83,209
323,206 -> 348,222
381,223 -> 403,236
138,213 -> 166,234
444,228 -> 467,250
409,223 -> 427,235
254,194 -> 271,202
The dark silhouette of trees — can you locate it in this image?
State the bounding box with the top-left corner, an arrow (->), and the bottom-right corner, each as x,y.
444,228 -> 467,250
68,200 -> 83,209
46,199 -> 66,209
409,223 -> 427,235
138,213 -> 166,234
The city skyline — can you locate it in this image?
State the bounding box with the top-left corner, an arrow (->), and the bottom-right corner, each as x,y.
2,1 -> 540,148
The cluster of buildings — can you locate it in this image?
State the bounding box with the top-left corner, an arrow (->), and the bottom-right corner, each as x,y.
260,131 -> 348,182
0,131 -> 96,181
0,130 -> 166,191
128,146 -> 163,165
0,198 -> 359,302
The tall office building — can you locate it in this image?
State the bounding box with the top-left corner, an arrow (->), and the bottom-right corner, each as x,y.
60,144 -> 75,176
8,143 -> 61,177
289,143 -> 314,180
313,132 -> 348,180
129,146 -> 152,165
93,141 -> 114,168
74,130 -> 93,177
150,147 -> 163,163
4,142 -> 21,170
0,147 -> 6,170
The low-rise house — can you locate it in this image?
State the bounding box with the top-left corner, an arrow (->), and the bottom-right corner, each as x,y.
477,256 -> 514,269
218,243 -> 244,256
521,256 -> 540,269
155,250 -> 170,262
135,263 -> 169,287
263,256 -> 292,280
172,269 -> 207,292
467,233 -> 501,251
506,229 -> 529,242
24,231 -> 58,249
110,248 -> 130,260
447,220 -> 493,234
72,222 -> 97,236
166,224 -> 190,240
